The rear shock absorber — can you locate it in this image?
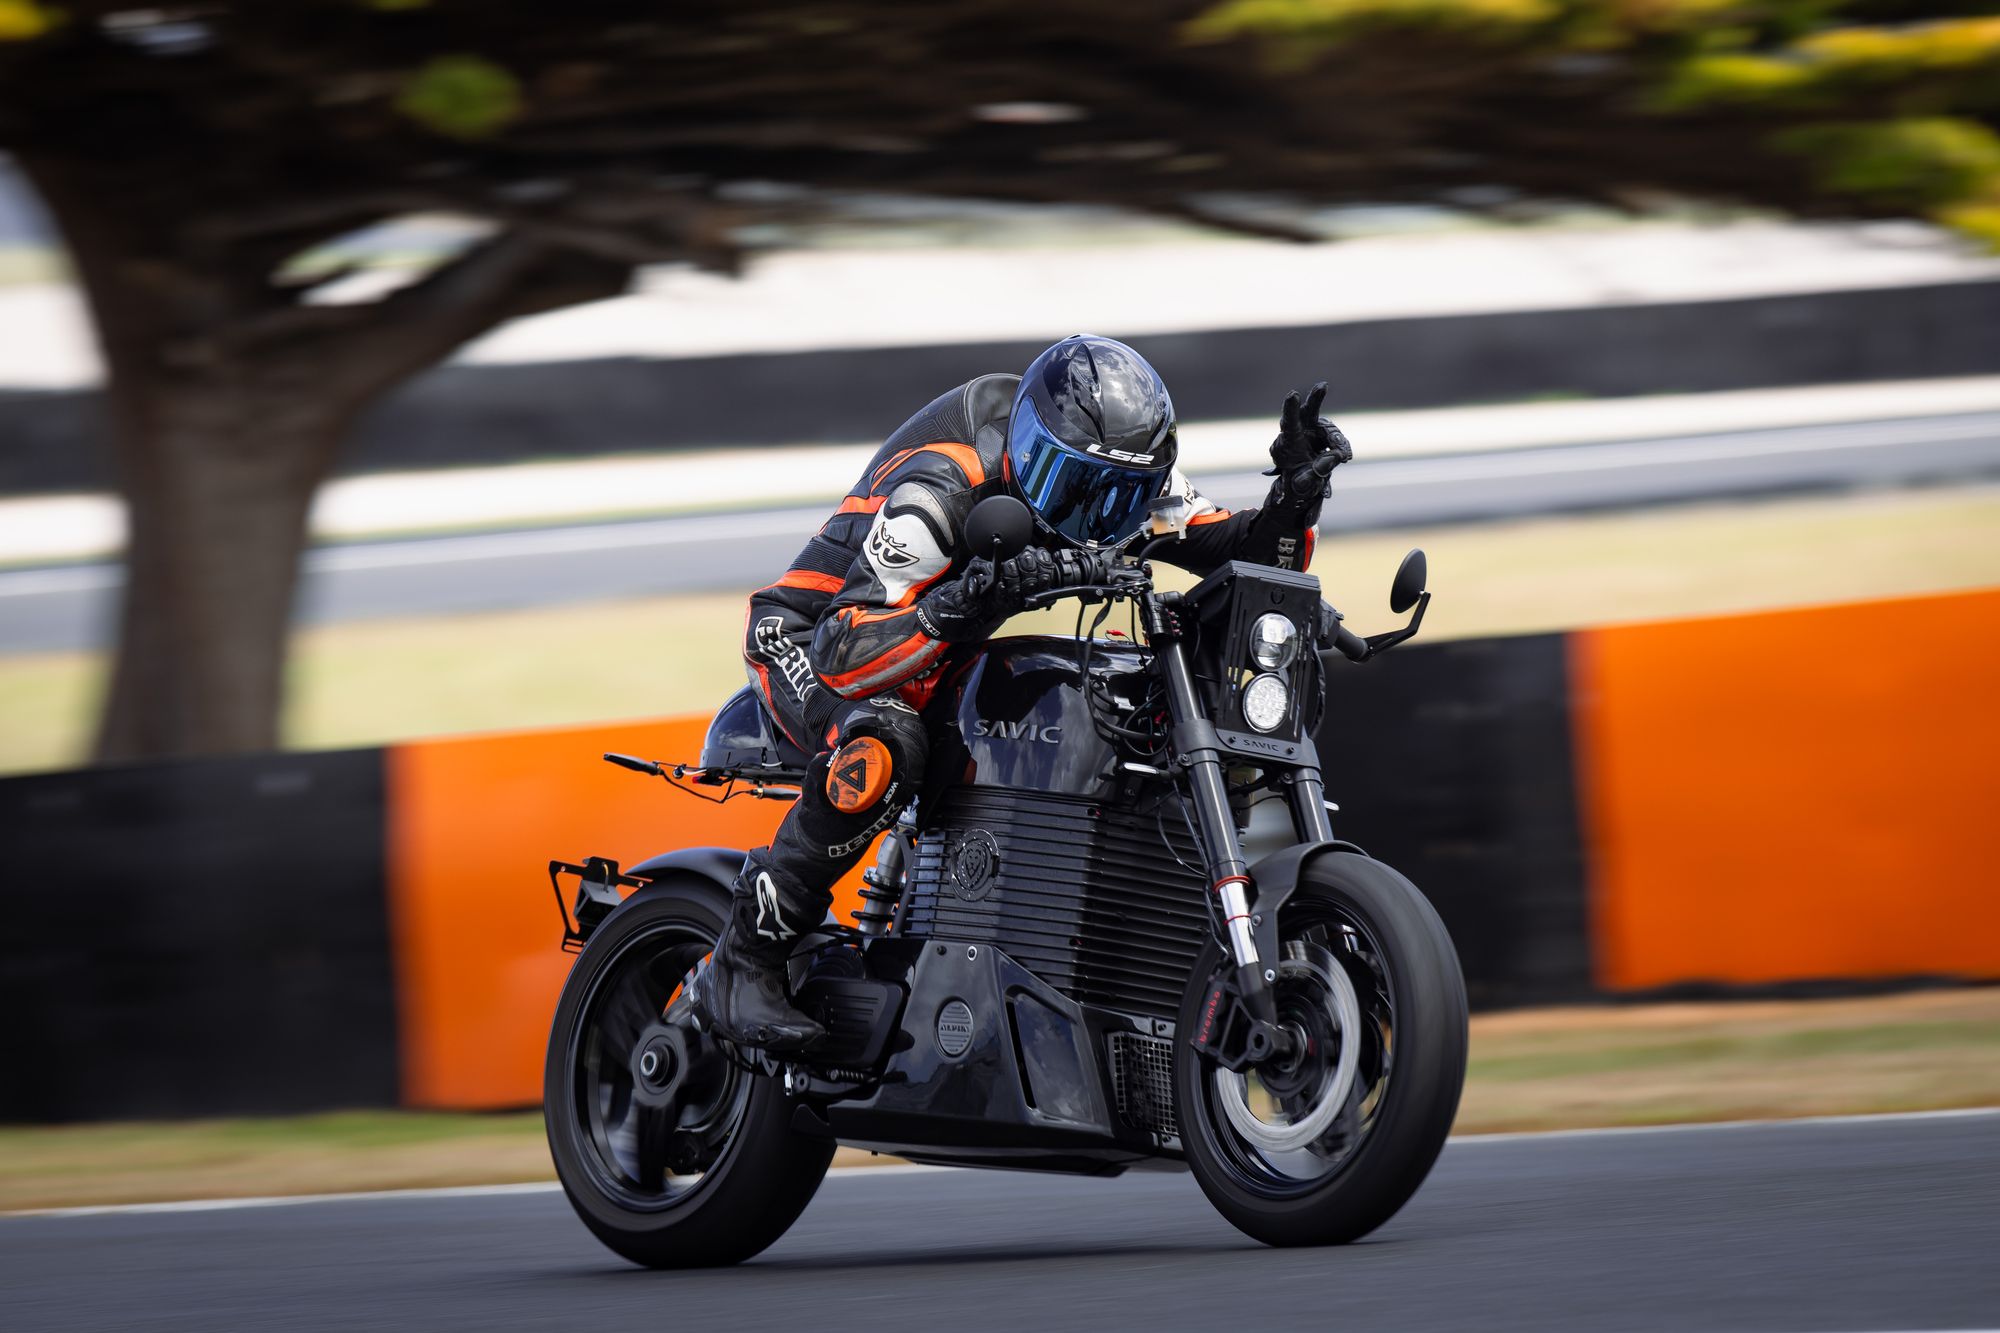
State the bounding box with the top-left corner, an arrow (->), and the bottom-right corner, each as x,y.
853,812 -> 914,935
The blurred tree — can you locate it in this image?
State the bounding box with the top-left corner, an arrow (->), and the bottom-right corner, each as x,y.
0,0 -> 1994,760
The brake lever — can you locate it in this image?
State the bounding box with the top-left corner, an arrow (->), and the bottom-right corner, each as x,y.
1021,577 -> 1146,611
1023,586 -> 1093,610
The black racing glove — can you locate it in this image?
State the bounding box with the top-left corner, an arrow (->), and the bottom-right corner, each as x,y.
917,548 -> 1063,642
996,547 -> 1063,608
916,547 -> 1122,641
1266,381 -> 1352,511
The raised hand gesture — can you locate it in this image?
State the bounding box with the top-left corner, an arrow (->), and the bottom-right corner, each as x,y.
1268,381 -> 1353,492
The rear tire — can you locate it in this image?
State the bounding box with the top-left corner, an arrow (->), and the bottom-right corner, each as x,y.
1175,851 -> 1467,1247
544,875 -> 834,1268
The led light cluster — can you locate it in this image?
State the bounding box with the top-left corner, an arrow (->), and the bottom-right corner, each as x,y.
1243,613 -> 1298,732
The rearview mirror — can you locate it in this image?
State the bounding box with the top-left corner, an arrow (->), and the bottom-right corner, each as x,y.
964,494 -> 1034,564
1389,548 -> 1428,614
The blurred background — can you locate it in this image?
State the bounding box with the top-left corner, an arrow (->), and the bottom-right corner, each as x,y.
0,4 -> 1996,1317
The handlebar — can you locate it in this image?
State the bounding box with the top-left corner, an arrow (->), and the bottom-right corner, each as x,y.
1020,565 -> 1153,611
1015,566 -> 1382,668
1003,550 -> 1409,668
1326,618 -> 1370,663
1316,600 -> 1371,663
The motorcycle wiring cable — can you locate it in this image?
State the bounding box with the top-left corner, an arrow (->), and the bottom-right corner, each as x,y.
1070,578 -> 1173,759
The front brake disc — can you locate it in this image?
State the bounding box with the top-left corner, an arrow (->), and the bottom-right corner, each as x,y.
1212,940 -> 1362,1155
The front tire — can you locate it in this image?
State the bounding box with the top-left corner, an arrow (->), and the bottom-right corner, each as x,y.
544,875 -> 834,1268
1175,851 -> 1467,1247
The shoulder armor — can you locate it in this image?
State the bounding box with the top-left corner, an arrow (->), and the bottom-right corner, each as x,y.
883,480 -> 956,551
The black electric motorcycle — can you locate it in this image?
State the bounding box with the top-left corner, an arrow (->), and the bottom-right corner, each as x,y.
542,494 -> 1467,1268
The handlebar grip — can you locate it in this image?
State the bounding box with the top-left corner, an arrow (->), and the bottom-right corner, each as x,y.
1317,601 -> 1370,662
603,752 -> 662,775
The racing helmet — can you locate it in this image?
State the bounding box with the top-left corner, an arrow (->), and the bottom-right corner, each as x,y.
1007,335 -> 1178,547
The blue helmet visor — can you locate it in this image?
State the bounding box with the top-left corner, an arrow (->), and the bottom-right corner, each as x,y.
1008,400 -> 1166,547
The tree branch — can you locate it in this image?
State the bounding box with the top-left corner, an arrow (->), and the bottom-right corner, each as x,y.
188,192 -> 442,249
309,233 -> 633,405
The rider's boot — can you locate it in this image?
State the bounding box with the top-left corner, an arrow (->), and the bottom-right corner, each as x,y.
687,852 -> 829,1052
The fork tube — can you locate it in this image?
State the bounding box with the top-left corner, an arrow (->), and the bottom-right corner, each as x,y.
1160,640 -> 1258,970
1288,769 -> 1336,844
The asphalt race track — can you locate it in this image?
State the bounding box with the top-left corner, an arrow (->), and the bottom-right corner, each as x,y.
5,410 -> 2000,654
5,1112 -> 1996,1332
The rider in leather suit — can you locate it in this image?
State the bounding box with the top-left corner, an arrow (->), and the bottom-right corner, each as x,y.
689,335 -> 1353,1050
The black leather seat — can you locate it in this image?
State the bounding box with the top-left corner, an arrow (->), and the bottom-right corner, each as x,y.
699,686 -> 813,777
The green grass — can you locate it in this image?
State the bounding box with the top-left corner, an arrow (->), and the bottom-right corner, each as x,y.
0,1110 -> 551,1212
1470,1018 -> 2000,1081
0,1109 -> 538,1158
4,484 -> 2000,775
1460,989 -> 2000,1132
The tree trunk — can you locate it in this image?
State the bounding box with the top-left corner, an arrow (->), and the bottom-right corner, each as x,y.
93,386 -> 347,760
22,155 -> 351,762
18,152 -> 634,763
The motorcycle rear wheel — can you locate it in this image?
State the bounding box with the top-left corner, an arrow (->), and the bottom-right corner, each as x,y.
1175,851 -> 1467,1247
543,875 -> 834,1268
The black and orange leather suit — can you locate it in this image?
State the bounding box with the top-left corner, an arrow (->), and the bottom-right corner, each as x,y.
736,372 -> 1326,928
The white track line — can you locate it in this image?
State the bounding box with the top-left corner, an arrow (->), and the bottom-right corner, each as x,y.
1447,1104 -> 2000,1146
7,1106 -> 1993,1220
10,1180 -> 566,1218
5,1162 -> 945,1219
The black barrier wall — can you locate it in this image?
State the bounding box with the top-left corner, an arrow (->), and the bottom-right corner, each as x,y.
0,750 -> 397,1121
1316,634 -> 1592,1008
5,280 -> 1998,491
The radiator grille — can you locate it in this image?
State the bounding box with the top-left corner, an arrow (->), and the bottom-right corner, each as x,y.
1109,1032 -> 1178,1137
904,788 -> 1211,1022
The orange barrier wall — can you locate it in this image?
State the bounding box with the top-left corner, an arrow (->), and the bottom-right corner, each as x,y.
383,586 -> 2000,1110
386,717 -> 867,1109
1572,587 -> 2000,992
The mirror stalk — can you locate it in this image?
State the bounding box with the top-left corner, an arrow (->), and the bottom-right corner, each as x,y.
1360,590 -> 1430,658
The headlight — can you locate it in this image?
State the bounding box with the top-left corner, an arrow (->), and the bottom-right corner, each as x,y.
1249,613 -> 1299,671
1242,672 -> 1290,733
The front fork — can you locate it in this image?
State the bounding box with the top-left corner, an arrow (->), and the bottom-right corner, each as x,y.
1157,634 -> 1309,1067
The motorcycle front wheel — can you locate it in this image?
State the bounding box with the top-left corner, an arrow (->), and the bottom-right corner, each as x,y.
1174,850 -> 1467,1247
543,875 -> 834,1268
